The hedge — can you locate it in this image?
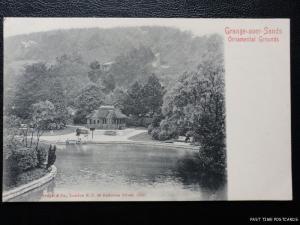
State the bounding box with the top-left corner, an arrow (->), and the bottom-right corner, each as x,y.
37,145 -> 48,168
47,145 -> 56,169
3,143 -> 54,190
11,147 -> 38,172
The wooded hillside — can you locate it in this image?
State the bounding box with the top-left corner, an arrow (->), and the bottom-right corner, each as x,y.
5,26 -> 222,88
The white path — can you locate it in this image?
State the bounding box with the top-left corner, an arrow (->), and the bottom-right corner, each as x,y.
40,128 -> 147,143
39,126 -> 198,150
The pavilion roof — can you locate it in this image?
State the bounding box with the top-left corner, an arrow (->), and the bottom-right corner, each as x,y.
87,105 -> 127,119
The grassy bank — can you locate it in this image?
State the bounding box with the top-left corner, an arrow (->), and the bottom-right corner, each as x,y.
128,132 -> 156,142
42,126 -> 76,136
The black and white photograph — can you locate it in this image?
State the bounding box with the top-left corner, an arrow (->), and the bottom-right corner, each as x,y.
2,18 -> 293,203
3,18 -> 227,201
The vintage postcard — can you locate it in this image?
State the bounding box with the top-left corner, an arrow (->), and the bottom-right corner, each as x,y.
2,18 -> 291,201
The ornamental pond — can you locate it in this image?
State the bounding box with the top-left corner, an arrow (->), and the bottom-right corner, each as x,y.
9,144 -> 227,201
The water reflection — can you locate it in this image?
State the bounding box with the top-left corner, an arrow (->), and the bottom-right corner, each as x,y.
9,144 -> 227,201
174,155 -> 227,200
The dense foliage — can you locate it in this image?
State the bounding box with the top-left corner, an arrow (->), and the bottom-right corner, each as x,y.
3,139 -> 56,189
149,34 -> 226,175
121,74 -> 165,127
73,84 -> 105,124
9,63 -> 69,127
37,145 -> 48,167
11,147 -> 39,172
3,113 -> 57,189
5,27 -> 210,88
123,81 -> 147,118
5,28 -> 222,127
142,74 -> 165,116
110,46 -> 155,87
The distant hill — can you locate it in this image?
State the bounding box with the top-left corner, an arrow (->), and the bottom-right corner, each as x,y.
4,26 -> 223,87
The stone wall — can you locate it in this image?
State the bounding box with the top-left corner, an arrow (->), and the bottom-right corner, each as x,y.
2,165 -> 57,202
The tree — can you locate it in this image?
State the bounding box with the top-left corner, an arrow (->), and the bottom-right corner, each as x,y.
88,60 -> 116,93
142,74 -> 165,116
122,81 -> 147,117
11,62 -> 69,128
109,46 -> 155,87
47,79 -> 68,129
101,73 -> 116,93
88,61 -> 103,83
3,115 -> 21,144
160,42 -> 226,175
104,87 -> 127,109
3,115 -> 22,159
54,53 -> 90,107
31,100 -> 57,149
74,84 -> 105,124
12,63 -> 50,119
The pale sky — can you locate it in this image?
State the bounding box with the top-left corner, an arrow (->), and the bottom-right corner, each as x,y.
4,17 -> 224,38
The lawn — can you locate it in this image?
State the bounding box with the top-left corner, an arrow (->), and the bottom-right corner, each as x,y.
128,131 -> 156,142
42,126 -> 77,136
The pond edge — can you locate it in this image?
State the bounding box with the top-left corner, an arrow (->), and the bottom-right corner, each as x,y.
40,140 -> 200,151
2,165 -> 57,202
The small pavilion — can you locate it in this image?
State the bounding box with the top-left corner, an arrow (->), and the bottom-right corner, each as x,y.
86,105 -> 127,129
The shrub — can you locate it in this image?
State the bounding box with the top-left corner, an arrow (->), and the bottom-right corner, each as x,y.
152,113 -> 163,127
126,116 -> 140,127
158,130 -> 176,141
127,116 -> 153,127
142,117 -> 153,127
47,145 -> 56,168
156,119 -> 178,141
11,147 -> 38,172
159,119 -> 169,131
37,145 -> 48,167
147,124 -> 154,134
15,168 -> 47,186
151,128 -> 160,140
150,122 -> 177,141
3,156 -> 19,189
3,139 -> 24,188
158,130 -> 170,141
3,138 -> 22,159
186,130 -> 194,137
